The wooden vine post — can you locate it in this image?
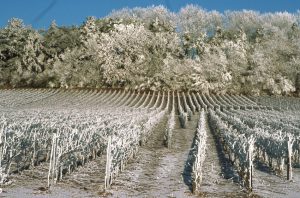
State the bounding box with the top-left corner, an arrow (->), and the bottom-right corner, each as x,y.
287,136 -> 293,181
296,72 -> 300,95
298,140 -> 300,166
246,138 -> 254,191
48,132 -> 57,188
105,136 -> 112,190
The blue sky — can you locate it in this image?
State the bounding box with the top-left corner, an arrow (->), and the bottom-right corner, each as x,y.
0,0 -> 299,29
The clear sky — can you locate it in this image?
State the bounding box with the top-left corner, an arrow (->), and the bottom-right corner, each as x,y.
0,0 -> 299,29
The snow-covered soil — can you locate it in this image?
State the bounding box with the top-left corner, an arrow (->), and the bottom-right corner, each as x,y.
110,114 -> 195,197
200,116 -> 248,197
252,161 -> 300,198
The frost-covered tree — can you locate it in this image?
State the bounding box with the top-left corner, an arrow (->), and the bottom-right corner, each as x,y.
42,21 -> 81,57
0,18 -> 43,87
49,17 -> 103,88
98,23 -> 150,87
109,5 -> 176,32
37,21 -> 82,87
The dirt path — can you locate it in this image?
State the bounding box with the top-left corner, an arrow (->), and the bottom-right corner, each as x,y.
109,114 -> 198,197
199,115 -> 249,197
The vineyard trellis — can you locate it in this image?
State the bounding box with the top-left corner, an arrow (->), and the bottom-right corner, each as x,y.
0,89 -> 299,194
192,109 -> 207,194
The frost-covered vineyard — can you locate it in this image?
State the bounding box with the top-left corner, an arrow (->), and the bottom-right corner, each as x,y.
0,88 -> 300,197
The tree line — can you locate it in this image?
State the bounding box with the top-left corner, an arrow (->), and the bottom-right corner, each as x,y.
0,5 -> 300,95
